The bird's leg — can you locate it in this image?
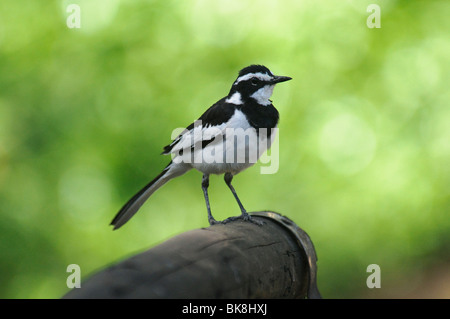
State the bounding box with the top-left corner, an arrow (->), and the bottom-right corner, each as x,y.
224,172 -> 247,216
202,174 -> 218,225
223,173 -> 263,225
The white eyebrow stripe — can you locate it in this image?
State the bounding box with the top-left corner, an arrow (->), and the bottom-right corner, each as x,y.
234,72 -> 272,84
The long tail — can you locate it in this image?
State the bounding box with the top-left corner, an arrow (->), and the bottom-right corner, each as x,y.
111,161 -> 190,230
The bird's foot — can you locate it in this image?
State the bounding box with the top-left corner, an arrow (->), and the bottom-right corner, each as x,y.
208,217 -> 221,226
222,212 -> 264,226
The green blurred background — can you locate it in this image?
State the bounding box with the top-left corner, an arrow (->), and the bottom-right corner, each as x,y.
0,0 -> 449,298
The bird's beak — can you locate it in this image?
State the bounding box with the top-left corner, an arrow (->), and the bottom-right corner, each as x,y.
271,75 -> 292,84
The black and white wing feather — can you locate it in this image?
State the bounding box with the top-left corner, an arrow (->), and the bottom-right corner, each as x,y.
162,98 -> 236,156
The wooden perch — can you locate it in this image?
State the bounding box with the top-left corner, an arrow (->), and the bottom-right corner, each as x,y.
63,211 -> 321,299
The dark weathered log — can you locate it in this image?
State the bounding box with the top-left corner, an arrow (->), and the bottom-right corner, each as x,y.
63,211 -> 321,299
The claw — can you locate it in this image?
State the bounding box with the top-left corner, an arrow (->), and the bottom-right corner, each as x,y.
208,218 -> 221,226
222,212 -> 264,226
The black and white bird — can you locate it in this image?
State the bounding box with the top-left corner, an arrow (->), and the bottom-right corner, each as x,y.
111,65 -> 291,229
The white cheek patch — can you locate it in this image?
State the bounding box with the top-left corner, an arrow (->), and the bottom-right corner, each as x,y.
250,85 -> 275,106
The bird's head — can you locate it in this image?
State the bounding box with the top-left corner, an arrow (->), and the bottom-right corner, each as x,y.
227,65 -> 292,106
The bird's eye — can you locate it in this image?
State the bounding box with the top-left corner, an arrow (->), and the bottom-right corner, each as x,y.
251,78 -> 259,86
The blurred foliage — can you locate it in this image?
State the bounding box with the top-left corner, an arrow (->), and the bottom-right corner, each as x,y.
0,0 -> 449,298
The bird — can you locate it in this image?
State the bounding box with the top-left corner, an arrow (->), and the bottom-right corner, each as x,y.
111,64 -> 292,229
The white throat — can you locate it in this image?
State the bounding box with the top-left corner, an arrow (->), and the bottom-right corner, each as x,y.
250,85 -> 274,106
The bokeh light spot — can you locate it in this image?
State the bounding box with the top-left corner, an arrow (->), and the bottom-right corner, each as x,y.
319,113 -> 377,175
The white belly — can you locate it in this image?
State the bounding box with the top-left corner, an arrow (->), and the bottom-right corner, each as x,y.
191,125 -> 276,175
172,109 -> 277,175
